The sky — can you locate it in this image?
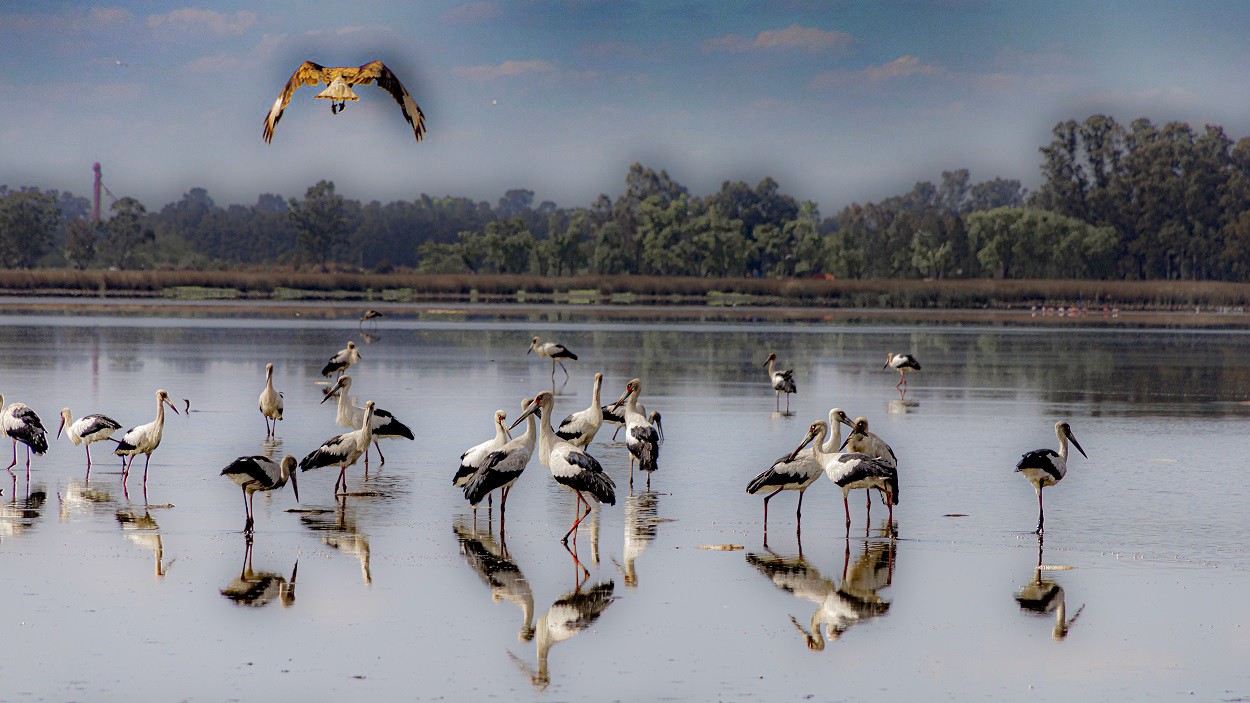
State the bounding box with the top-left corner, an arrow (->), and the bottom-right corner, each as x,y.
4,0 -> 1250,213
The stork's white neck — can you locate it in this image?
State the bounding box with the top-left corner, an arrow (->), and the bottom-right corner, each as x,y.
1056,428 -> 1069,461
536,402 -> 556,464
810,424 -> 832,464
823,414 -> 844,453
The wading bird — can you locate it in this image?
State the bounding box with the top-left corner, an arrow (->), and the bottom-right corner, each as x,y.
747,409 -> 854,533
454,410 -> 511,506
360,309 -> 383,328
764,353 -> 797,413
1,393 -> 48,487
57,408 -> 123,479
1016,421 -> 1087,535
300,401 -> 375,495
512,391 -> 615,542
320,375 -> 413,466
464,398 -> 537,528
528,336 -> 577,386
555,373 -> 603,449
321,341 -> 360,378
608,379 -> 662,489
115,389 -> 180,496
262,60 -> 426,143
884,353 -> 921,390
840,416 -> 898,513
258,363 -> 283,440
220,454 -> 299,533
791,421 -> 899,530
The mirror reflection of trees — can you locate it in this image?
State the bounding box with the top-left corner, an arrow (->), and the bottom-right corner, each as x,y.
220,536 -> 297,609
1014,538 -> 1084,640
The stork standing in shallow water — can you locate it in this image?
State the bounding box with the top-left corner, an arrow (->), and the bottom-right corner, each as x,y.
1016,422 -> 1087,535
320,375 -> 413,466
513,391 -> 616,543
464,398 -> 537,528
258,363 -> 283,440
764,353 -> 797,413
609,379 -> 662,489
883,353 -> 921,390
221,454 -> 299,533
791,421 -> 899,530
57,408 -> 122,480
0,393 -> 48,491
321,341 -> 360,378
840,416 -> 898,513
528,336 -> 577,386
555,373 -> 603,449
115,390 -> 180,497
453,410 -> 512,507
300,401 -> 375,495
747,409 -> 854,533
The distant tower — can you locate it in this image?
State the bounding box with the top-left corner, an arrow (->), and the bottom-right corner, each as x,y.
92,162 -> 102,221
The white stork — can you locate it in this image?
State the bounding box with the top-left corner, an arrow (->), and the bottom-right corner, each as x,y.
1016,421 -> 1087,534
790,421 -> 899,530
512,391 -> 616,543
57,408 -> 123,480
528,336 -> 577,386
0,393 -> 48,488
513,581 -> 616,690
258,363 -> 283,439
320,375 -> 413,466
454,523 -> 536,642
321,341 -> 361,378
764,352 -> 797,413
747,409 -> 854,533
300,400 -> 375,495
453,409 -> 512,507
114,389 -> 180,496
221,454 -> 299,533
839,416 -> 898,513
464,397 -> 537,526
554,373 -> 603,449
883,353 -> 921,390
608,379 -> 662,489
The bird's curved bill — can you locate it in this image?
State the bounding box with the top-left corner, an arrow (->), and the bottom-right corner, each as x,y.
56,417 -> 65,440
608,388 -> 629,410
290,470 -> 300,503
525,346 -> 533,355
654,417 -> 664,443
1068,432 -> 1087,458
509,402 -> 540,431
838,434 -> 852,451
320,379 -> 345,404
165,397 -> 180,415
788,430 -> 818,461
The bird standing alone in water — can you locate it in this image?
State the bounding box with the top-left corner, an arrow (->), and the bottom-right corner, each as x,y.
1016,421 -> 1086,535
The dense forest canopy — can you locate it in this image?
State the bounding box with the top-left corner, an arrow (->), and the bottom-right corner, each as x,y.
4,114 -> 1250,281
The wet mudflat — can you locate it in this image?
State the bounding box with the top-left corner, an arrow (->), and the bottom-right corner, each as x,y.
1,311 -> 1249,701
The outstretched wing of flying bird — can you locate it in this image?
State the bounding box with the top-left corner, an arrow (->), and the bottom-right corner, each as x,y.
262,61 -> 327,143
349,60 -> 427,142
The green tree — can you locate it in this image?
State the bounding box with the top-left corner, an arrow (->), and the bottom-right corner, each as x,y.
102,197 -> 154,270
64,218 -> 99,270
288,180 -> 348,272
0,189 -> 61,267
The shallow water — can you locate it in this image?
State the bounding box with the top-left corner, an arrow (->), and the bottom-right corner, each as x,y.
2,313 -> 1249,701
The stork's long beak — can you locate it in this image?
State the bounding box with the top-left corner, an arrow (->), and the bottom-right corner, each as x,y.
526,346 -> 533,355
654,416 -> 664,443
165,397 -> 180,415
320,378 -> 345,404
57,416 -> 65,440
509,401 -> 540,431
609,388 -> 629,411
1068,431 -> 1087,459
882,361 -> 890,369
788,430 -> 818,462
839,434 -> 852,451
290,469 -> 300,503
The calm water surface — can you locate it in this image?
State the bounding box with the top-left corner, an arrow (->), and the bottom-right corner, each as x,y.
2,312 -> 1249,701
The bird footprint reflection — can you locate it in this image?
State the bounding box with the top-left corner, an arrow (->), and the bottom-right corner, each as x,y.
1015,537 -> 1084,640
220,536 -> 297,608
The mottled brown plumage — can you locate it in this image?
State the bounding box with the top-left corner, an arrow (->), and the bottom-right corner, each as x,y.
262,60 -> 427,143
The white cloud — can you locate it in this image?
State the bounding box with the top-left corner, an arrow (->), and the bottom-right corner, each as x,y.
147,8 -> 258,36
453,59 -> 557,81
703,24 -> 852,54
810,55 -> 942,90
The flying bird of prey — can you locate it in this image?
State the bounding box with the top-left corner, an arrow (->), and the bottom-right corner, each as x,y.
262,60 -> 426,143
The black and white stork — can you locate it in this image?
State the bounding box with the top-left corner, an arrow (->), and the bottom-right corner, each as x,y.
464,398 -> 537,526
258,363 -> 283,440
555,373 -> 603,449
114,389 -> 180,497
300,400 -> 375,495
0,393 -> 47,491
748,409 -> 854,533
791,421 -> 900,530
528,336 -> 578,386
320,341 -> 361,378
221,454 -> 299,533
839,415 -> 898,514
883,353 -> 921,390
57,407 -> 123,480
764,352 -> 797,413
453,409 -> 511,501
608,379 -> 662,489
320,375 -> 413,466
1016,421 -> 1087,535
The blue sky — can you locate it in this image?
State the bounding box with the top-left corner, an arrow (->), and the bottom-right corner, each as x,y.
4,1 -> 1250,212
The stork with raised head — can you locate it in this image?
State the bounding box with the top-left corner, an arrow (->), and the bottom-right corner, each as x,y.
1,393 -> 48,489
790,421 -> 899,530
555,373 -> 603,449
320,375 -> 413,466
221,454 -> 299,534
528,336 -> 577,386
57,408 -> 123,480
512,391 -> 616,543
883,353 -> 921,390
258,363 -> 283,440
1016,421 -> 1087,535
747,409 -> 854,533
321,341 -> 361,378
608,379 -> 661,489
114,389 -> 180,497
300,401 -> 375,495
262,60 -> 426,143
839,416 -> 898,513
464,398 -> 537,526
454,410 -> 512,506
764,353 -> 797,413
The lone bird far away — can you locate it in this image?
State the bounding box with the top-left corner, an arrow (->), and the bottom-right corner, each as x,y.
262,60 -> 426,143
884,353 -> 921,390
322,341 -> 360,378
1016,421 -> 1087,535
764,353 -> 797,413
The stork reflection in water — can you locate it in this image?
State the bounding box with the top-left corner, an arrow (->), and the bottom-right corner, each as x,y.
746,528 -> 896,650
615,489 -> 662,587
453,522 -> 535,642
299,500 -> 371,585
221,536 -> 297,608
1015,536 -> 1084,640
116,509 -> 175,578
1,487 -> 47,542
511,580 -> 615,690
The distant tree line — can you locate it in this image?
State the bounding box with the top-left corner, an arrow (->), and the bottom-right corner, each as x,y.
3,114 -> 1250,281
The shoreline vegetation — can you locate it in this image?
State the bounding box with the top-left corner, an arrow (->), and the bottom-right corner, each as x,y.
3,270 -> 1250,318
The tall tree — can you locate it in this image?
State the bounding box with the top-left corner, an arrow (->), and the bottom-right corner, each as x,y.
102,197 -> 154,270
0,188 -> 61,267
288,180 -> 349,272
